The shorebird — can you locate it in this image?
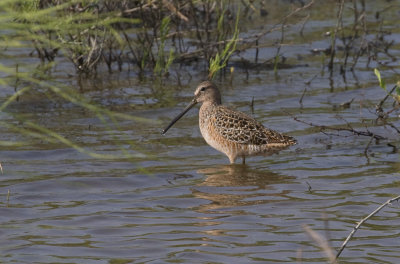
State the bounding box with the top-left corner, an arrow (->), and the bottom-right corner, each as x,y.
162,81 -> 296,164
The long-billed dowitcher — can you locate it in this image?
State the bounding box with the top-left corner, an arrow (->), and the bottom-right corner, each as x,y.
162,81 -> 296,164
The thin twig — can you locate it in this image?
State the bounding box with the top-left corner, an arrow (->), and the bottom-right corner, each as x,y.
250,96 -> 254,115
239,0 -> 314,51
386,122 -> 400,134
299,14 -> 310,38
255,39 -> 259,63
363,136 -> 374,157
299,87 -> 307,105
162,0 -> 189,22
304,74 -> 318,85
329,0 -> 345,74
292,116 -> 386,140
336,195 -> 400,259
176,1 -> 314,62
281,1 -> 315,28
274,20 -> 286,73
375,84 -> 398,115
6,189 -> 10,208
121,0 -> 157,15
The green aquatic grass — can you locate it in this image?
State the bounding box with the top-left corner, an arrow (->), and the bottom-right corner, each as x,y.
0,0 -> 154,161
208,7 -> 240,80
154,17 -> 175,78
374,68 -> 400,103
0,0 -> 138,73
374,68 -> 387,92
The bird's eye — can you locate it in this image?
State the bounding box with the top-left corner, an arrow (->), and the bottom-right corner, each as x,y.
200,87 -> 206,92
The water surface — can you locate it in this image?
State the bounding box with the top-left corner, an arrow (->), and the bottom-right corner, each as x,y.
1,1 -> 400,263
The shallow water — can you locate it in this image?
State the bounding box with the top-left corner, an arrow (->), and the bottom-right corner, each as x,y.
1,1 -> 400,263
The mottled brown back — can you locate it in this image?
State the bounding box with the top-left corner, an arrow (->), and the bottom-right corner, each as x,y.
211,105 -> 296,146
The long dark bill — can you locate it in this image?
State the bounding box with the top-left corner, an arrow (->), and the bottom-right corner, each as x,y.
161,99 -> 197,135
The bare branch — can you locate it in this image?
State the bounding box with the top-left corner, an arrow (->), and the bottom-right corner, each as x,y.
292,116 -> 386,141
329,0 -> 345,73
162,0 -> 189,22
336,195 -> 400,259
375,84 -> 398,116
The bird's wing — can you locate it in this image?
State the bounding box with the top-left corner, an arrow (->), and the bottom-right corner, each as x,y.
212,106 -> 293,146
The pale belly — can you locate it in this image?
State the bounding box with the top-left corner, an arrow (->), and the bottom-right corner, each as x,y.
199,122 -> 227,154
199,119 -> 266,159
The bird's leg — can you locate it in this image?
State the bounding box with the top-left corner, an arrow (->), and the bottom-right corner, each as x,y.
242,156 -> 246,165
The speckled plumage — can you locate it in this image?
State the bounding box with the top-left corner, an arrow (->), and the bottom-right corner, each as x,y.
162,81 -> 297,164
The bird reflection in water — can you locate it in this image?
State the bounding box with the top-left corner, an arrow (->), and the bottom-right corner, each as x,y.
192,165 -> 295,212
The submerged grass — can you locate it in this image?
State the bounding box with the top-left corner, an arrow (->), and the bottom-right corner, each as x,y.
208,7 -> 240,80
1,0 -> 398,161
0,0 -> 250,160
0,0 -> 157,161
154,17 -> 175,78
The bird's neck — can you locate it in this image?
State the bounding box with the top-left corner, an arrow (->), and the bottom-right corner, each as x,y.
202,99 -> 221,107
199,101 -> 219,119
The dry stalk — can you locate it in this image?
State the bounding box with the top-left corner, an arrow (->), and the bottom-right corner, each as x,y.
121,0 -> 157,14
162,0 -> 188,22
329,0 -> 345,74
303,224 -> 338,264
336,195 -> 400,259
6,189 -> 10,208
